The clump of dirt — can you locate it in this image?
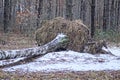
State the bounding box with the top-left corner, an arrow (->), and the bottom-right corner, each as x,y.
35,17 -> 90,52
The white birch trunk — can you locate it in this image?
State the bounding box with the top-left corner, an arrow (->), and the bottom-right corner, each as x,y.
0,33 -> 69,60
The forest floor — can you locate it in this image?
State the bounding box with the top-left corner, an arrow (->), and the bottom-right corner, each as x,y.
0,32 -> 120,80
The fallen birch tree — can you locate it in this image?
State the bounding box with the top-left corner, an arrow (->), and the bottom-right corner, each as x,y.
0,33 -> 69,60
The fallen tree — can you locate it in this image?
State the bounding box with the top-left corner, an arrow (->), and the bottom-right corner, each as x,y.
35,17 -> 114,55
84,40 -> 115,56
0,33 -> 69,60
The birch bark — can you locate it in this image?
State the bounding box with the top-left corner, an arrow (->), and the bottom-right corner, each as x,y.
0,34 -> 69,60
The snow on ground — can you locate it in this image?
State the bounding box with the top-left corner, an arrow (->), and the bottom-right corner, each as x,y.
1,46 -> 120,72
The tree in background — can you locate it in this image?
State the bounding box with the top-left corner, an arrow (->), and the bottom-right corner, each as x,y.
90,0 -> 95,38
0,0 -> 120,35
103,0 -> 109,32
47,0 -> 52,20
66,0 -> 73,21
37,0 -> 43,27
4,0 -> 11,33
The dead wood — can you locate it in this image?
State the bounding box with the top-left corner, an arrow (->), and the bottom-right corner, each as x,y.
84,40 -> 116,56
35,17 -> 115,55
0,33 -> 69,60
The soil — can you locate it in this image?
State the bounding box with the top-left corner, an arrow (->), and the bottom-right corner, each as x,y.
0,32 -> 36,50
0,70 -> 120,80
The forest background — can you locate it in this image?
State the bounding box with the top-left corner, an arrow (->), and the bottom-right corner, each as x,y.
0,0 -> 120,42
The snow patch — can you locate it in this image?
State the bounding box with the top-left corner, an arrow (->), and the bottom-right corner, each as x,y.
1,46 -> 120,72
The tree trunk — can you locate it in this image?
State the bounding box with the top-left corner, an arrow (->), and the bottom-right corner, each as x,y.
47,0 -> 52,20
0,34 -> 69,60
66,0 -> 73,21
103,0 -> 109,31
4,0 -> 11,33
37,0 -> 43,27
91,0 -> 95,38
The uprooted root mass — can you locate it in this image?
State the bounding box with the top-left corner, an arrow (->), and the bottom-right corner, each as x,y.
35,17 -> 90,52
35,17 -> 112,54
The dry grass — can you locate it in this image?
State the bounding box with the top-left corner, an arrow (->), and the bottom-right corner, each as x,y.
95,30 -> 120,44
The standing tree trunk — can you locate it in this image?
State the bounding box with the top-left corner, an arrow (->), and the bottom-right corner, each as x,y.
80,0 -> 86,22
0,34 -> 69,60
66,0 -> 73,21
91,0 -> 95,38
37,0 -> 43,27
110,0 -> 114,30
118,0 -> 120,31
47,0 -> 52,20
103,0 -> 109,31
0,0 -> 4,31
10,0 -> 17,32
4,0 -> 11,33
